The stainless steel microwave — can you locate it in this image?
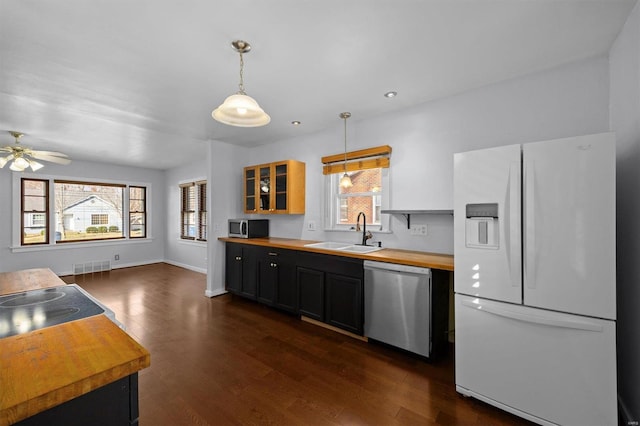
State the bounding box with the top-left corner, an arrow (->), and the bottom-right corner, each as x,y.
228,219 -> 269,238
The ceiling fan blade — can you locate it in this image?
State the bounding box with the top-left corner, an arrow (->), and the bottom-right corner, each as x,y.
0,154 -> 14,168
0,147 -> 14,153
29,152 -> 72,165
29,150 -> 69,157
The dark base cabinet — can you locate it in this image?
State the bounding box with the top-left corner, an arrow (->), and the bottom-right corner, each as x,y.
296,252 -> 364,335
325,273 -> 362,335
225,243 -> 257,299
225,242 -> 364,335
257,248 -> 297,312
16,374 -> 139,426
430,269 -> 451,359
296,267 -> 325,321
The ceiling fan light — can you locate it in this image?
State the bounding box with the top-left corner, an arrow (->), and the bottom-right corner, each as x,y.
212,94 -> 271,127
28,159 -> 44,171
13,157 -> 29,170
9,161 -> 26,172
0,155 -> 11,168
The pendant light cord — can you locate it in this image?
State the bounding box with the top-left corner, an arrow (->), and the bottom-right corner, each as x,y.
343,116 -> 348,172
238,51 -> 245,95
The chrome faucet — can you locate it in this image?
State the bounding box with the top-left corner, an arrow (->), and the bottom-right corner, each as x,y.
356,212 -> 373,246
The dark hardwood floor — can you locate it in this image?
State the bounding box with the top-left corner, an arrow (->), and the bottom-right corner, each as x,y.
63,263 -> 534,425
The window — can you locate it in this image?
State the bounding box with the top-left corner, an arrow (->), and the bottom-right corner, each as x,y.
17,177 -> 149,247
21,179 -> 49,245
91,214 -> 109,225
322,145 -> 391,231
55,181 -> 124,242
129,186 -> 146,238
180,180 -> 207,241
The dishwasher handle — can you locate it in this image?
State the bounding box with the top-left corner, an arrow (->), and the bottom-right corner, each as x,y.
363,260 -> 430,276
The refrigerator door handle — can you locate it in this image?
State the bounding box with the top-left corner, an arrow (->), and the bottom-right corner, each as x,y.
505,161 -> 521,287
460,299 -> 603,332
524,160 -> 536,289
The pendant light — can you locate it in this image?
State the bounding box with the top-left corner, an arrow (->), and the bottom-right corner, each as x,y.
212,40 -> 271,127
339,112 -> 353,188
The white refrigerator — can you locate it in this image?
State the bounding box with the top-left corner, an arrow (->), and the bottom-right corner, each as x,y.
453,133 -> 617,426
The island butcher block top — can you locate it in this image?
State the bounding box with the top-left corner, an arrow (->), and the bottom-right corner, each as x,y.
0,268 -> 150,426
219,237 -> 454,271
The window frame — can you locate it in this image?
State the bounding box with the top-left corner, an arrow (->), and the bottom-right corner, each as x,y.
179,179 -> 207,242
129,185 -> 147,239
54,180 -> 126,243
21,178 -> 50,246
324,168 -> 390,232
12,173 -> 151,250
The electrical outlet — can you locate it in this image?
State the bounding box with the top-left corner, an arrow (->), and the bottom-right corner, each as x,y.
114,254 -> 120,261
307,220 -> 317,231
410,225 -> 428,236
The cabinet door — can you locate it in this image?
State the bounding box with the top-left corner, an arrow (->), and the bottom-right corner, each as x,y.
275,253 -> 297,313
225,244 -> 243,294
240,245 -> 257,299
244,167 -> 257,213
257,252 -> 277,306
297,267 -> 324,321
274,162 -> 288,212
326,273 -> 363,335
258,164 -> 272,213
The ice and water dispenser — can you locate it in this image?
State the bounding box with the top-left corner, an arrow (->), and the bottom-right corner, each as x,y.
465,203 -> 499,249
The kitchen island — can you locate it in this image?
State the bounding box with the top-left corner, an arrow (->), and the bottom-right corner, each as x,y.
0,268 -> 150,426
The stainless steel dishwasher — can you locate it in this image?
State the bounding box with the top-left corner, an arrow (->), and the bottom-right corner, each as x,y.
364,260 -> 433,358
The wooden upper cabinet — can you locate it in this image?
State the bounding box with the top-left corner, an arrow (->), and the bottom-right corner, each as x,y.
244,160 -> 305,214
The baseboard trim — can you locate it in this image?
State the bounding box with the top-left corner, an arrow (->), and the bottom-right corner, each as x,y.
205,289 -> 227,298
300,316 -> 368,342
163,259 -> 207,274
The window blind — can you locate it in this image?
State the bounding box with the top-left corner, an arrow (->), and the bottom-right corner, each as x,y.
321,145 -> 391,175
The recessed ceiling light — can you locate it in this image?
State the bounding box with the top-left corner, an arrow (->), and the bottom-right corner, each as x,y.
384,91 -> 397,98
291,121 -> 301,126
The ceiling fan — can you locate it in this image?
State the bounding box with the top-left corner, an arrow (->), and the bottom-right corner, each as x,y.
0,131 -> 71,172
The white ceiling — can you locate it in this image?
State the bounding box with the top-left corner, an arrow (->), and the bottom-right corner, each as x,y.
0,0 -> 636,170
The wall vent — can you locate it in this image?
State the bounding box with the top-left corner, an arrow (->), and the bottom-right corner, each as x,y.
72,260 -> 112,275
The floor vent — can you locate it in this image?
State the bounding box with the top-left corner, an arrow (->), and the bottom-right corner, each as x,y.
73,260 -> 112,275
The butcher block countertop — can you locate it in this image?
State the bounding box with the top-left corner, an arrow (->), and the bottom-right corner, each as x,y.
219,237 -> 454,271
0,268 -> 150,426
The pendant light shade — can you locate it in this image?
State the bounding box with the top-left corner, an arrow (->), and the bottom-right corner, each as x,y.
339,112 -> 353,188
212,94 -> 270,127
212,40 -> 270,127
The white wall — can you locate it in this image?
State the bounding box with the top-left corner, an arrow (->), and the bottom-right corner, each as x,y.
0,160 -> 165,276
610,1 -> 640,423
164,158 -> 208,273
243,55 -> 610,254
206,140 -> 247,297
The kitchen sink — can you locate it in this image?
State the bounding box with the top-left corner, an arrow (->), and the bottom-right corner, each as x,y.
304,241 -> 352,250
304,241 -> 382,254
337,245 -> 382,254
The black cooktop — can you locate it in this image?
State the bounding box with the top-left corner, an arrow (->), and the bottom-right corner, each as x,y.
0,285 -> 104,339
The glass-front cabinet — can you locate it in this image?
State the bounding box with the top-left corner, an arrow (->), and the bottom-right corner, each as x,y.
244,159 -> 305,214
